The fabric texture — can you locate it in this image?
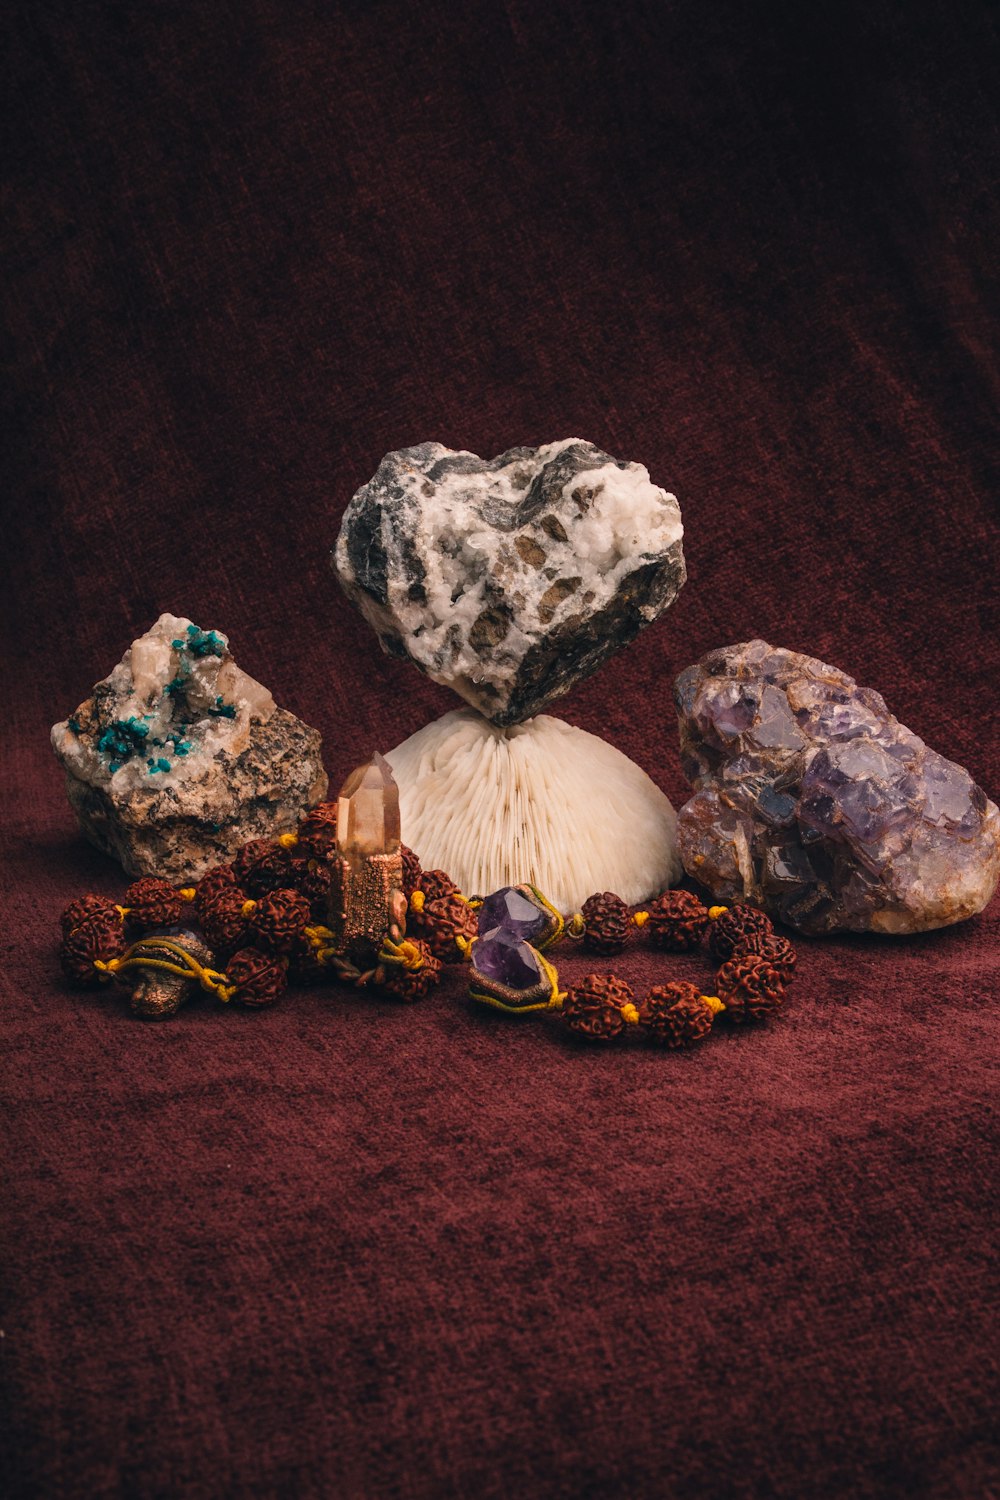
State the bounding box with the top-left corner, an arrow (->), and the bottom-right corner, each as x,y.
3,2 -> 998,1495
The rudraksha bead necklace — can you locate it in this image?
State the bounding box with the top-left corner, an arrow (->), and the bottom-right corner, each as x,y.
450,880 -> 792,1049
58,821 -> 796,1047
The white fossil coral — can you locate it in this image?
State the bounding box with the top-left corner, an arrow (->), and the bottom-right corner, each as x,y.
385,708 -> 680,913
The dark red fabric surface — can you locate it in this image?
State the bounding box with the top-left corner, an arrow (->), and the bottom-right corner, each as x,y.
3,3 -> 999,1496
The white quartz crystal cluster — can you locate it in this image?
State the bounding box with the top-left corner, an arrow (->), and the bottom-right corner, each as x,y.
51,614 -> 327,880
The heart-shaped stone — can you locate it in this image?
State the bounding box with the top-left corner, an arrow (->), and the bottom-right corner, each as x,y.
333,439 -> 685,725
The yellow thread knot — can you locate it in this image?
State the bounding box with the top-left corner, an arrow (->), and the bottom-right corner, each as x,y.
620,1001 -> 640,1025
409,890 -> 425,913
240,899 -> 257,918
94,957 -> 122,975
708,905 -> 728,920
115,906 -> 130,919
455,934 -> 474,958
178,887 -> 196,901
278,832 -> 299,849
632,911 -> 649,927
701,995 -> 725,1015
303,924 -> 334,955
379,938 -> 424,971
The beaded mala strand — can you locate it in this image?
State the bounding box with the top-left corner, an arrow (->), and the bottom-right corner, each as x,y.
58,804 -> 445,1013
59,819 -> 796,1046
447,883 -> 793,1049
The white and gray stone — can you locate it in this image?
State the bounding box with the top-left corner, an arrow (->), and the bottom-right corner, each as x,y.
51,613 -> 328,881
334,439 -> 686,725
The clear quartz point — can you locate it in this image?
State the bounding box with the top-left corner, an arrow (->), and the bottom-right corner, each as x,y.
336,751 -> 401,857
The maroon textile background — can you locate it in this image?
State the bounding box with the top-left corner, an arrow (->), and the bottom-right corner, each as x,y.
3,3 -> 999,1496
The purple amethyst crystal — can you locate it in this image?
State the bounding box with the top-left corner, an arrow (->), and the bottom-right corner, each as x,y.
472,930 -> 543,990
675,641 -> 1000,935
476,886 -> 552,944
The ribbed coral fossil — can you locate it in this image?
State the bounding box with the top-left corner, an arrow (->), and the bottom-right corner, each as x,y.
385,709 -> 680,914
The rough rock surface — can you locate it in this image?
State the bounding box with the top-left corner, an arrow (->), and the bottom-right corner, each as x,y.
334,439 -> 685,725
675,640 -> 1000,934
52,614 -> 328,881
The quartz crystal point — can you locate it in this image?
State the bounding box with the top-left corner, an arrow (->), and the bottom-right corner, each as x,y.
337,751 -> 401,858
334,439 -> 685,725
329,752 -> 403,960
51,613 -> 328,881
675,640 -> 1000,934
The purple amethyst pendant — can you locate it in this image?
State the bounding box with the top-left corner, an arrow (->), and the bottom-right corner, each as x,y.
474,884 -> 562,950
469,895 -> 562,1012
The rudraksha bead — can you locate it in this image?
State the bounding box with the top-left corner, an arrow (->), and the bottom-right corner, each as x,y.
414,868 -> 459,905
248,888 -> 312,954
286,935 -> 328,986
643,889 -> 710,951
198,889 -> 252,952
60,911 -> 126,984
379,940 -> 442,1002
639,982 -> 715,1048
420,893 -> 477,962
291,858 -> 332,914
708,904 -> 773,962
732,931 -> 797,979
122,877 -> 184,929
226,947 -> 287,1008
295,802 -> 339,860
232,839 -> 293,895
581,892 -> 630,955
715,954 -> 785,1022
400,844 -> 422,897
194,864 -> 238,911
60,893 -> 119,938
562,974 -> 635,1041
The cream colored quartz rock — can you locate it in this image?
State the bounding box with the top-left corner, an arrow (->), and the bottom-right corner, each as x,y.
386,708 -> 680,913
51,613 -> 327,881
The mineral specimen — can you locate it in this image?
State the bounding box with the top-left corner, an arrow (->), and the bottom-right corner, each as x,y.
476,886 -> 560,948
675,640 -> 1000,934
385,708 -> 681,914
468,925 -> 554,1010
51,614 -> 328,882
334,439 -> 685,725
327,751 -> 404,962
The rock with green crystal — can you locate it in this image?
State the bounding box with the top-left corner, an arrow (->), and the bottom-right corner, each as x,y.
51,613 -> 328,881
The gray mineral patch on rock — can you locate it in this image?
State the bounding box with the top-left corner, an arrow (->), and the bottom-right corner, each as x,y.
51,613 -> 328,881
334,439 -> 686,725
675,639 -> 1000,934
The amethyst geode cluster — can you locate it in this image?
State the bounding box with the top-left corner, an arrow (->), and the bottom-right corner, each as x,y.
676,641 -> 1000,935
